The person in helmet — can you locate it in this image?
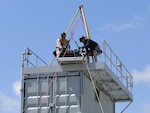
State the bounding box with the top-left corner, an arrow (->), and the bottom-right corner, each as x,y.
55,32 -> 69,57
79,36 -> 102,63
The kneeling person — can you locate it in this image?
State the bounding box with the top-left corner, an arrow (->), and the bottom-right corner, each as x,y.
79,36 -> 102,63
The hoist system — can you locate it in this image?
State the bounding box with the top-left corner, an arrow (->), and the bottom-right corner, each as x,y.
52,5 -> 93,65
21,5 -> 133,113
66,5 -> 90,38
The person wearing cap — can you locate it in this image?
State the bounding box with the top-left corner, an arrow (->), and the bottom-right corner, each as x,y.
55,32 -> 69,57
79,36 -> 102,63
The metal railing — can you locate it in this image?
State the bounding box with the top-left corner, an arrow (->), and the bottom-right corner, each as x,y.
22,47 -> 47,67
21,41 -> 133,92
102,40 -> 133,92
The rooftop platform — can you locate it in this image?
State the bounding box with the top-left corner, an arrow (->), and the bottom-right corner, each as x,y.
22,40 -> 133,102
21,40 -> 133,113
23,61 -> 133,102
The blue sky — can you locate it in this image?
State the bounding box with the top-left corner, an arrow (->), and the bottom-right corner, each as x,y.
0,0 -> 150,113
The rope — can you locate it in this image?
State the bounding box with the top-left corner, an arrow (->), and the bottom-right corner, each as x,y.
22,74 -> 49,112
71,14 -> 82,37
36,45 -> 72,113
36,64 -> 60,113
36,12 -> 82,113
85,63 -> 105,113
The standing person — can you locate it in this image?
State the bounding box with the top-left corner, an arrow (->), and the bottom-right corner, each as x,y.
55,32 -> 69,57
79,36 -> 102,63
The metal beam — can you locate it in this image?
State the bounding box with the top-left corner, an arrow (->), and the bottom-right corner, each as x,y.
66,5 -> 90,38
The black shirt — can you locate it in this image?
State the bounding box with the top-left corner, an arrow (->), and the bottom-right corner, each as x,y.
83,39 -> 98,52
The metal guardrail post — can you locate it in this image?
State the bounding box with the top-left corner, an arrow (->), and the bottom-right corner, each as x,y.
22,47 -> 47,67
102,40 -> 133,92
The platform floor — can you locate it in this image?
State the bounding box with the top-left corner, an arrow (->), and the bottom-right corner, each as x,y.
57,56 -> 85,65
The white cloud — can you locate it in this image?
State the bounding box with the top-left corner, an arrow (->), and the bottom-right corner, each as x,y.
13,81 -> 21,95
100,15 -> 144,32
0,92 -> 20,113
132,65 -> 150,84
100,23 -> 137,31
0,81 -> 21,113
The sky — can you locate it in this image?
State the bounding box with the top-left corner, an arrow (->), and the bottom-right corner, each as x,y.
0,0 -> 150,113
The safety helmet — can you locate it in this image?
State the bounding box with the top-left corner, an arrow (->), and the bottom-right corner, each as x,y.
79,36 -> 86,42
61,32 -> 66,37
